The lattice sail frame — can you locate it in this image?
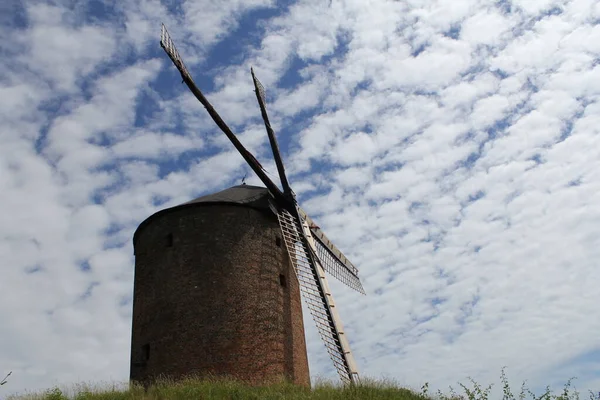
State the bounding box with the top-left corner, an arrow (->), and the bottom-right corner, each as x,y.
276,207 -> 360,384
296,208 -> 364,294
160,24 -> 191,80
252,69 -> 267,108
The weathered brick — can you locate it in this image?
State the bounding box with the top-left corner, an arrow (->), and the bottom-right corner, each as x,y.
130,191 -> 310,387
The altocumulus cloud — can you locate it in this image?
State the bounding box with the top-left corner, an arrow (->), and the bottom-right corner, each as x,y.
1,0 -> 600,397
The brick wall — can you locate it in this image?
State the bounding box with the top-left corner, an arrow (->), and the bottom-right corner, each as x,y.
130,203 -> 310,386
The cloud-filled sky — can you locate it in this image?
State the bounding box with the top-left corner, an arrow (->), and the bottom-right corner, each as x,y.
2,0 -> 600,397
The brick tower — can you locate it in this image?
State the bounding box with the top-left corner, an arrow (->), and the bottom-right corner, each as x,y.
130,185 -> 310,386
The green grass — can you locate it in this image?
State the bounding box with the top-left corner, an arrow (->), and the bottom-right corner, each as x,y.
7,377 -> 421,400
5,370 -> 600,400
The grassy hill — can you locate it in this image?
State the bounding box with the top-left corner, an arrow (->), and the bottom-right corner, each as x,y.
8,378 -> 422,400
4,371 -> 598,400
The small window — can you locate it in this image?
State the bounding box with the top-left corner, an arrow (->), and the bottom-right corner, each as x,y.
166,233 -> 173,247
275,236 -> 282,247
142,344 -> 150,362
279,274 -> 287,288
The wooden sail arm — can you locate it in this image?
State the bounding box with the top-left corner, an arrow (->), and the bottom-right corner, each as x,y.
250,68 -> 293,198
160,24 -> 287,205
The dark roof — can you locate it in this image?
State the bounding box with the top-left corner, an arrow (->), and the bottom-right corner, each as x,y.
181,184 -> 270,207
133,184 -> 273,246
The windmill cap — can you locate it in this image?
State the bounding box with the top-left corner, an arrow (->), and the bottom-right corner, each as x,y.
132,184 -> 273,247
181,184 -> 270,206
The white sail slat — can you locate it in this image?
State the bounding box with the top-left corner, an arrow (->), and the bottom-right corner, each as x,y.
277,208 -> 359,384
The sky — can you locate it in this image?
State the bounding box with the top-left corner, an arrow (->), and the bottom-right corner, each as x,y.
1,0 -> 600,397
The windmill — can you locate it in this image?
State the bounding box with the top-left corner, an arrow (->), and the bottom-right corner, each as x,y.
159,24 -> 366,384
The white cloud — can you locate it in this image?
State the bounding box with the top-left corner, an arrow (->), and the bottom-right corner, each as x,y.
183,0 -> 275,49
111,132 -> 204,159
470,94 -> 511,129
122,0 -> 172,54
461,10 -> 512,46
20,3 -> 117,93
511,0 -> 562,15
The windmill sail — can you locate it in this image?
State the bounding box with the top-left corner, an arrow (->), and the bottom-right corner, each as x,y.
250,68 -> 293,196
159,24 -> 286,205
251,68 -> 363,381
297,208 -> 365,294
160,23 -> 191,80
248,69 -> 364,294
276,207 -> 360,384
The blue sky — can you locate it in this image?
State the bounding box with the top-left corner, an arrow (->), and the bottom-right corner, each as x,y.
1,0 -> 600,397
